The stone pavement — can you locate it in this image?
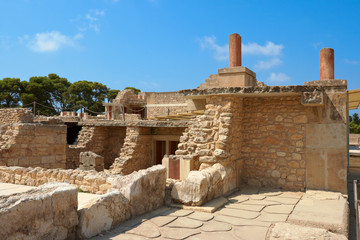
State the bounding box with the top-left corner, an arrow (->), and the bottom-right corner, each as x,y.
91,187 -> 348,240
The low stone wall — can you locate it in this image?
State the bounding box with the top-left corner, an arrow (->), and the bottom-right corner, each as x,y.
0,123 -> 67,169
0,165 -> 166,196
0,182 -> 78,240
350,134 -> 360,146
78,165 -> 166,238
171,163 -> 235,206
0,108 -> 34,124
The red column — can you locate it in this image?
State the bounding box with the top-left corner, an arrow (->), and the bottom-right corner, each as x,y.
319,48 -> 334,80
229,33 -> 242,67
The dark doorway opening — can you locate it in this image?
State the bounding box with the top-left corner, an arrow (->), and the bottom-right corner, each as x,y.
66,124 -> 82,144
155,141 -> 166,165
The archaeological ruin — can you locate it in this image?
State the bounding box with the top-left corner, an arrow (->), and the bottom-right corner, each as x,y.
0,33 -> 352,239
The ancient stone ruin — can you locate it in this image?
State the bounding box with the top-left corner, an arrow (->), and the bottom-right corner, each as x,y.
0,33 -> 349,239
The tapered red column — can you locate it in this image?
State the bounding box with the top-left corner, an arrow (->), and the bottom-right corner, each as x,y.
319,48 -> 334,80
229,33 -> 241,67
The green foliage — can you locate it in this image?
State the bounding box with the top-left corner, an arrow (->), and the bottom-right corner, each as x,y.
350,113 -> 360,134
0,73 -> 141,116
107,89 -> 120,103
124,86 -> 141,95
20,74 -> 71,115
64,80 -> 108,115
0,78 -> 22,107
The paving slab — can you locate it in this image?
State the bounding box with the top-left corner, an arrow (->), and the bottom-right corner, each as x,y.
269,222 -> 347,240
160,227 -> 200,240
214,215 -> 272,227
187,211 -> 214,221
126,220 -> 161,238
257,213 -> 289,222
266,196 -> 299,205
233,226 -> 269,240
242,199 -> 280,206
277,191 -> 303,199
263,204 -> 295,215
225,202 -> 265,212
259,188 -> 283,196
161,209 -> 194,217
166,217 -> 203,229
150,215 -> 177,227
287,190 -> 349,235
200,220 -> 232,232
187,231 -> 237,240
217,207 -> 260,219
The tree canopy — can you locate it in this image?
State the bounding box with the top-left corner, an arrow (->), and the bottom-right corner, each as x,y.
0,74 -> 138,116
350,113 -> 360,134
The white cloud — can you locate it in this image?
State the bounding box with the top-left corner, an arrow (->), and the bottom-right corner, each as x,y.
267,72 -> 291,83
25,31 -> 82,52
254,57 -> 282,70
199,35 -> 284,68
83,9 -> 106,33
242,41 -> 283,56
199,35 -> 228,61
345,58 -> 360,65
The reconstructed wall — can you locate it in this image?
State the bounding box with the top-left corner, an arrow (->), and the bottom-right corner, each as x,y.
0,182 -> 78,240
0,165 -> 167,239
171,95 -> 242,205
67,126 -> 126,169
111,126 -> 186,175
146,92 -> 189,118
241,96 -> 306,190
78,165 -> 166,238
0,108 -> 34,124
111,127 -> 153,174
304,81 -> 348,193
0,123 -> 67,169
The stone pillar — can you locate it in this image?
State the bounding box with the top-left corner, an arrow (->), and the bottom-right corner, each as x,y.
319,48 -> 334,80
229,33 -> 241,67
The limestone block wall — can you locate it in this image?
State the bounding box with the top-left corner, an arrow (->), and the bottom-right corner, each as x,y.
0,108 -> 34,124
241,96 -> 306,190
0,182 -> 78,240
304,82 -> 348,193
66,126 -> 126,169
146,92 -> 189,118
78,165 -> 167,238
0,165 -> 166,239
111,126 -> 153,175
170,95 -> 242,205
0,123 -> 67,169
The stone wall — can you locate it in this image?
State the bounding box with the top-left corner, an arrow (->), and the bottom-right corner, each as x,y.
0,123 -> 67,169
304,81 -> 348,193
350,134 -> 360,145
78,165 -> 167,238
0,165 -> 167,239
110,126 -> 186,175
170,95 -> 242,205
0,182 -> 78,240
146,92 -> 189,118
241,96 -> 306,190
67,126 -> 126,169
111,126 -> 153,175
0,108 -> 34,124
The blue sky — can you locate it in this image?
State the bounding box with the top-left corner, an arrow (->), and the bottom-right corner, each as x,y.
1,0 -> 359,102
